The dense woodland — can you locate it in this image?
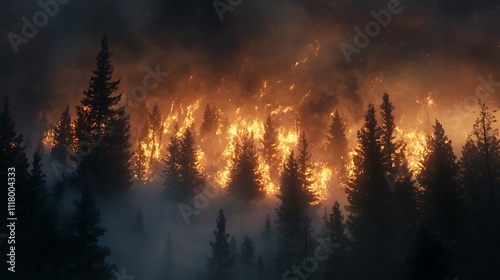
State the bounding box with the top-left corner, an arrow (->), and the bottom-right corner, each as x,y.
1,35 -> 499,280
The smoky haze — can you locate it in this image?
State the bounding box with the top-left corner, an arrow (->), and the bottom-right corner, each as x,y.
1,0 -> 500,279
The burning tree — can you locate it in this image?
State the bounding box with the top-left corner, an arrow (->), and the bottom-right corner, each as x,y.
133,103 -> 165,183
326,110 -> 348,177
261,113 -> 279,174
74,34 -> 132,193
164,125 -> 205,204
227,131 -> 265,201
297,131 -> 318,205
50,104 -> 74,164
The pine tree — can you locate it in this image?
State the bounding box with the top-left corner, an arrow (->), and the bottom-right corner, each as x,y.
66,186 -> 116,279
261,113 -> 279,174
207,209 -> 233,280
201,104 -> 217,136
132,141 -> 148,184
230,235 -> 238,262
379,93 -> 419,275
227,132 -> 265,201
459,101 -> 500,278
380,92 -> 400,171
324,201 -> 348,279
241,234 -> 256,280
297,131 -> 318,205
262,213 -> 273,240
345,103 -> 394,279
241,234 -> 255,265
418,120 -> 465,241
178,126 -> 205,201
74,34 -> 130,193
135,207 -> 145,234
106,105 -> 132,192
326,110 -> 349,177
275,151 -> 314,271
25,149 -> 48,224
0,97 -> 30,225
164,125 -> 183,201
51,104 -> 74,164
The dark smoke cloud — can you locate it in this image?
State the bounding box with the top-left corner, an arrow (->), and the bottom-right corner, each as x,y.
1,0 -> 499,142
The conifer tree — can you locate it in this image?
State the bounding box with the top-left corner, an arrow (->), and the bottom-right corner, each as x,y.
66,186 -> 116,279
178,126 -> 205,200
261,113 -> 279,173
459,101 -> 500,277
241,234 -> 256,280
275,151 -> 314,271
74,34 -> 131,193
164,125 -> 183,200
380,92 -> 400,171
201,104 -> 217,136
227,132 -> 265,201
324,201 -> 348,279
106,106 -> 132,192
230,235 -> 238,262
241,234 -> 255,265
297,131 -> 318,205
25,149 -> 48,224
418,120 -> 465,241
326,110 -> 349,176
51,104 -> 74,164
345,103 -> 394,279
207,209 -> 233,280
262,213 -> 273,240
135,207 -> 145,235
0,97 -> 30,225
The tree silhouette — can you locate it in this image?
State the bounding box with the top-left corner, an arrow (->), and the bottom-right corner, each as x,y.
74,34 -> 131,193
201,104 -> 217,136
459,101 -> 500,277
0,97 -> 30,226
261,113 -> 279,174
276,151 -> 314,271
66,186 -> 116,279
227,132 -> 265,201
207,209 -> 233,280
51,104 -> 74,164
380,93 -> 400,171
297,131 -> 318,205
326,110 -> 348,177
345,103 -> 394,279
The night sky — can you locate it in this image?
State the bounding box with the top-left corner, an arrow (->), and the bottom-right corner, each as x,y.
1,0 -> 499,143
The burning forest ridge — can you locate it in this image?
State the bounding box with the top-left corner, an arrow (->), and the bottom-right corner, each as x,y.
36,33 -> 444,202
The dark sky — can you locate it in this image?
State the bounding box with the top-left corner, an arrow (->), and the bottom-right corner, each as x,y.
1,0 -> 499,142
